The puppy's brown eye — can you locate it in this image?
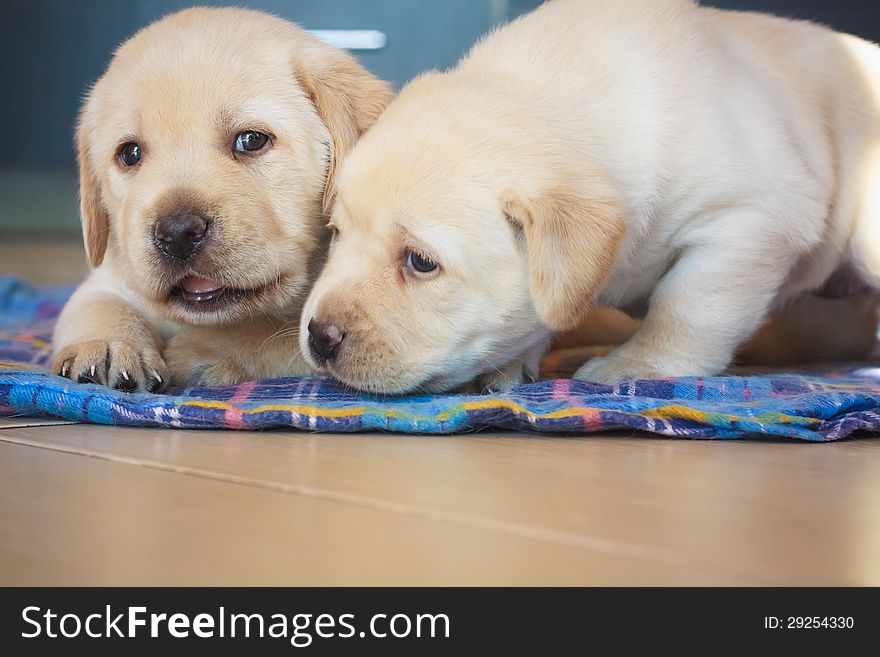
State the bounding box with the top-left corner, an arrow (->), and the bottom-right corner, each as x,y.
234,130 -> 269,153
406,250 -> 438,274
119,142 -> 141,167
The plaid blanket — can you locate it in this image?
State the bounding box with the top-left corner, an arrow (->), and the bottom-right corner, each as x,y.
2,275 -> 880,440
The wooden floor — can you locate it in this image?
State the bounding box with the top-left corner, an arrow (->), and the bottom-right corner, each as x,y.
2,241 -> 880,585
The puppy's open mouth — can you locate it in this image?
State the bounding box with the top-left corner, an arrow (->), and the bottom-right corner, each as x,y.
169,274 -> 274,312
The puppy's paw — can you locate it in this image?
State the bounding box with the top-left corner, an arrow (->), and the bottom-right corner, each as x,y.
474,358 -> 539,394
172,360 -> 249,387
476,369 -> 523,394
53,339 -> 168,393
165,332 -> 248,387
574,351 -> 666,384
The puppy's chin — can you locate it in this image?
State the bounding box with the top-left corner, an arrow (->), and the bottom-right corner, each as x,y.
328,365 -> 474,395
323,365 -> 442,395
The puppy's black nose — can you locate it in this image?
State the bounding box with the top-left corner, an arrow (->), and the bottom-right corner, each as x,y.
154,212 -> 208,261
308,319 -> 344,363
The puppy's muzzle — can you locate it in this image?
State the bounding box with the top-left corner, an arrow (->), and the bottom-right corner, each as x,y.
307,319 -> 345,363
154,212 -> 209,261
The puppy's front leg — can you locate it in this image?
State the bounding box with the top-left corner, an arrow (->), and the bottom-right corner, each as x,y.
166,316 -> 312,387
475,337 -> 550,393
53,271 -> 168,391
576,234 -> 794,383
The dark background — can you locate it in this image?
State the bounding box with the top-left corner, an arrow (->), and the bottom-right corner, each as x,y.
1,0 -> 879,235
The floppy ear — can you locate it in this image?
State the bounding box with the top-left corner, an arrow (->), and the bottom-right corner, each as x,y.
293,48 -> 392,215
76,119 -> 109,268
502,185 -> 625,331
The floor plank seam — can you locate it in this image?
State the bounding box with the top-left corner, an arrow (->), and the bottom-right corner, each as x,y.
0,432 -> 726,577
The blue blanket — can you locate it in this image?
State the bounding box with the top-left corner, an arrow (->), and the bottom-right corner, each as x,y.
2,275 -> 879,440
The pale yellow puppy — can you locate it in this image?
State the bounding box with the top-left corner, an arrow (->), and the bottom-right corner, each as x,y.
52,7 -> 390,390
300,0 -> 880,393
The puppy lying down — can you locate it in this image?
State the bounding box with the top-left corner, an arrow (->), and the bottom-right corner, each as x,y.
299,0 -> 880,393
52,7 -> 390,390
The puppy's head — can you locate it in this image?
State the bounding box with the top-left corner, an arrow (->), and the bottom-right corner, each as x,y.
77,7 -> 391,325
299,75 -> 624,393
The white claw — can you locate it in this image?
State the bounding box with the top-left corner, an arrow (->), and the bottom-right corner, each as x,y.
89,364 -> 96,377
121,371 -> 130,381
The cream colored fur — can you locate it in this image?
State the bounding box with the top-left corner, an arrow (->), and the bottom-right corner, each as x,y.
52,7 -> 390,389
300,0 -> 880,392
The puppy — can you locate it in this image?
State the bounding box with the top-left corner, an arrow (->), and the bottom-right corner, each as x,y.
52,7 -> 390,390
299,0 -> 880,393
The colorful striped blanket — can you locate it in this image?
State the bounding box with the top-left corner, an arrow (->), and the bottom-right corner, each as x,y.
2,275 -> 879,440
